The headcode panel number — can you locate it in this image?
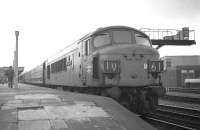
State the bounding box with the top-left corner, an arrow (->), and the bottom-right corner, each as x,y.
148,61 -> 164,72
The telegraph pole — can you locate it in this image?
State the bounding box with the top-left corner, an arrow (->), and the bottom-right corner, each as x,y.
14,31 -> 19,88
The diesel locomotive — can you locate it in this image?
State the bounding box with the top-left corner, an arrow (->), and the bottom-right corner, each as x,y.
21,26 -> 165,113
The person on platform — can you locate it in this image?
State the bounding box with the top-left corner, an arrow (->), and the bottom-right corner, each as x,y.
5,66 -> 14,88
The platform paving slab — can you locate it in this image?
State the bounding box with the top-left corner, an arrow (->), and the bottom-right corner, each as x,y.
0,122 -> 18,130
0,109 -> 17,122
0,84 -> 155,130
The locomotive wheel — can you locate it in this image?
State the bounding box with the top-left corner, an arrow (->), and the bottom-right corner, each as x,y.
119,93 -> 132,108
100,90 -> 109,97
137,91 -> 147,114
107,87 -> 121,100
145,89 -> 158,111
149,95 -> 158,111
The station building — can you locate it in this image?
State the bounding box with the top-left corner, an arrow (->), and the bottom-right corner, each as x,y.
161,55 -> 200,88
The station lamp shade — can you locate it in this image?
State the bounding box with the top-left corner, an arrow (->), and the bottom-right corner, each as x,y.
15,31 -> 19,37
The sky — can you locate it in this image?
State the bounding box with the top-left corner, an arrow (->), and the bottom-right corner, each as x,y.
0,0 -> 199,71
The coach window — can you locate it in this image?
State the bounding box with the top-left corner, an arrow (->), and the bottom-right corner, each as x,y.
78,52 -> 81,57
93,33 -> 110,48
51,63 -> 54,73
63,58 -> 66,71
72,54 -> 74,69
47,65 -> 50,79
68,56 -> 70,62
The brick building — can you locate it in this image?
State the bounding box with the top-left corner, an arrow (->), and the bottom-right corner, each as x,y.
161,55 -> 200,88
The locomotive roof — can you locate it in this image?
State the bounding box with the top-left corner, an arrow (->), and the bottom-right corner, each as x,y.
91,26 -> 148,36
47,26 -> 149,64
79,26 -> 148,41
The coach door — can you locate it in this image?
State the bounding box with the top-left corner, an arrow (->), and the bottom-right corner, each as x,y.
42,62 -> 46,85
81,39 -> 90,85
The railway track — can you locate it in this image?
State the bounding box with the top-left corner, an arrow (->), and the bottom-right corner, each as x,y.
162,95 -> 200,105
142,104 -> 200,130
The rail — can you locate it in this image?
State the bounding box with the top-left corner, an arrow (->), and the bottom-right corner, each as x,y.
142,104 -> 200,130
143,116 -> 195,130
167,87 -> 200,94
162,94 -> 200,104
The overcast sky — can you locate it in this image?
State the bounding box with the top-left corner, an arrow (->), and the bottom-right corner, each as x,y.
0,0 -> 199,71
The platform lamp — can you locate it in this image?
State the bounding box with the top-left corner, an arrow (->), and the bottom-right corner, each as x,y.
14,31 -> 19,88
13,51 -> 16,88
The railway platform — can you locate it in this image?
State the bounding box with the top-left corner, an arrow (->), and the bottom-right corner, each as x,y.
0,84 -> 155,130
159,99 -> 200,111
167,91 -> 200,99
162,91 -> 200,104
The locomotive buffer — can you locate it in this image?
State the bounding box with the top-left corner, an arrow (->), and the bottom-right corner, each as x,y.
141,27 -> 196,49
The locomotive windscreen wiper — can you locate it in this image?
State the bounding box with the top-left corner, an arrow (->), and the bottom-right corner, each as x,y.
95,33 -> 109,36
136,35 -> 148,38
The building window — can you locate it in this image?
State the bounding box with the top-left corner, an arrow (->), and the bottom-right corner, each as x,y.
189,70 -> 194,73
181,70 -> 187,73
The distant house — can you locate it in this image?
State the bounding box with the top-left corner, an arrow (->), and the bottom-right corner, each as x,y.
161,55 -> 200,88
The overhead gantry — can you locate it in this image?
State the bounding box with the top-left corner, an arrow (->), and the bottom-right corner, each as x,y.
140,27 -> 196,49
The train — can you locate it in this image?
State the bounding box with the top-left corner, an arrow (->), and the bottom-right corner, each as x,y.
20,26 -> 166,114
185,78 -> 200,88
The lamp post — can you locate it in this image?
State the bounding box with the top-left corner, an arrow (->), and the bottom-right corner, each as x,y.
14,31 -> 19,88
13,51 -> 16,87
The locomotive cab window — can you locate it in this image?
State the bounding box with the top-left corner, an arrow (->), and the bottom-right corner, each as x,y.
93,33 -> 110,48
135,33 -> 151,47
113,30 -> 132,44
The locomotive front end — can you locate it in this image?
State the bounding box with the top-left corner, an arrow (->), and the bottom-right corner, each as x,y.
100,45 -> 163,87
92,26 -> 165,113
